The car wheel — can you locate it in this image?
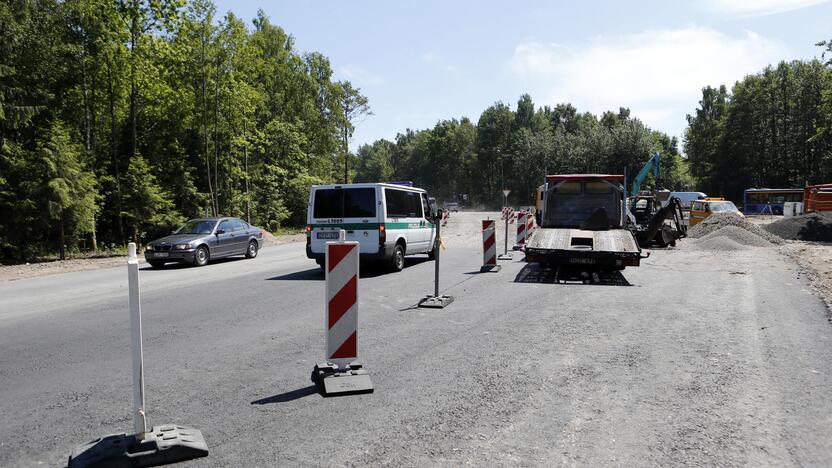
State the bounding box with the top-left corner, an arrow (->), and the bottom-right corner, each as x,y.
245,240 -> 258,259
390,244 -> 405,272
193,246 -> 209,267
148,260 -> 165,269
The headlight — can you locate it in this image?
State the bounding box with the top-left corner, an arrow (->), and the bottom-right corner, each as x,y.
174,243 -> 193,250
145,245 -> 153,252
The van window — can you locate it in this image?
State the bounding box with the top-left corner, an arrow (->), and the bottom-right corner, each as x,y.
385,188 -> 423,218
421,193 -> 432,218
385,188 -> 408,217
313,188 -> 376,218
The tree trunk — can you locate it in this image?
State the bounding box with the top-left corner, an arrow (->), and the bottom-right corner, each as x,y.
244,119 -> 250,223
108,65 -> 125,246
201,23 -> 215,217
81,50 -> 91,152
59,210 -> 66,261
130,15 -> 138,159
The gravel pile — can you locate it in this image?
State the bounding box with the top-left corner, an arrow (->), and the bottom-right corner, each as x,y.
764,212 -> 832,242
696,236 -> 749,252
698,226 -> 773,247
687,213 -> 784,245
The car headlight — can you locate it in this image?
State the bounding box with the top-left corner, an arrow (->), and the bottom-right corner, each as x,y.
174,243 -> 193,250
145,245 -> 153,252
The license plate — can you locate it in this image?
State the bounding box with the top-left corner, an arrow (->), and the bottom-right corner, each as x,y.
317,232 -> 339,239
153,252 -> 169,258
569,257 -> 595,265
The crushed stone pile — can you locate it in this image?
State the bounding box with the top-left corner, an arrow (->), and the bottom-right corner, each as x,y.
698,226 -> 773,247
764,212 -> 832,242
687,213 -> 783,245
696,236 -> 750,252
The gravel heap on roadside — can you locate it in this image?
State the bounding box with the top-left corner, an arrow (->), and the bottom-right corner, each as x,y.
696,236 -> 750,252
698,225 -> 773,247
687,213 -> 784,245
764,212 -> 832,242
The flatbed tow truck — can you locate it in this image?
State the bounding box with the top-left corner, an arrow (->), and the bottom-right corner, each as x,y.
525,174 -> 645,271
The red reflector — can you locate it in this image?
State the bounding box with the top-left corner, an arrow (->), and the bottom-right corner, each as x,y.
623,258 -> 640,267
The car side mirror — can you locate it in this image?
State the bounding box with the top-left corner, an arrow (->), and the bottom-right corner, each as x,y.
216,229 -> 225,235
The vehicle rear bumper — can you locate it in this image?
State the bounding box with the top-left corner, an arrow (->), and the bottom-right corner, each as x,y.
306,243 -> 394,262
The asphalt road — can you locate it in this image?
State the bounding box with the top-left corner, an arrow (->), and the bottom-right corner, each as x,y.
2,212 -> 832,466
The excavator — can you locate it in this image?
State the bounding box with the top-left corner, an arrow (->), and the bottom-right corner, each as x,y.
627,152 -> 687,248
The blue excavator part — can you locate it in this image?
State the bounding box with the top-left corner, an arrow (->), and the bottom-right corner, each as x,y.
630,152 -> 660,197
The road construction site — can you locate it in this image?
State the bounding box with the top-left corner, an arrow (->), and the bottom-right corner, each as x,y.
2,211 -> 832,466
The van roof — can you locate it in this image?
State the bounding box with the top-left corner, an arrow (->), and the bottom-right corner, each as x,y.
311,182 -> 427,193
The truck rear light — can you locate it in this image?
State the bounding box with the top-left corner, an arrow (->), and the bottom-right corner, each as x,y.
623,258 -> 640,267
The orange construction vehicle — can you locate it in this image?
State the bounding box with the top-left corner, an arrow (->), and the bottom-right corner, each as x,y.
804,184 -> 832,213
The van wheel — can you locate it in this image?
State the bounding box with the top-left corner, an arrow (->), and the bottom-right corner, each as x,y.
427,248 -> 436,260
390,244 -> 405,272
316,259 -> 324,271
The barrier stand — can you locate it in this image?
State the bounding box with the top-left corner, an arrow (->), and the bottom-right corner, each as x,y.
480,219 -> 501,272
419,210 -> 454,308
513,211 -> 527,250
498,208 -> 513,261
311,230 -> 374,396
67,243 -> 208,467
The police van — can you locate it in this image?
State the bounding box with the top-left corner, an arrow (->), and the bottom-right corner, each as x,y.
306,182 -> 438,271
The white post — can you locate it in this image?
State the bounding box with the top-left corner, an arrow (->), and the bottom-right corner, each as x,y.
127,243 -> 147,438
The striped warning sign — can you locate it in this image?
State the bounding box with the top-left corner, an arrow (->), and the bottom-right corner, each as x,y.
326,240 -> 359,366
516,212 -> 527,246
527,212 -> 535,234
482,219 -> 497,268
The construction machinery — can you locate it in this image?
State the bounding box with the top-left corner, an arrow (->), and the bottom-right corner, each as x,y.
626,152 -> 687,248
628,191 -> 686,247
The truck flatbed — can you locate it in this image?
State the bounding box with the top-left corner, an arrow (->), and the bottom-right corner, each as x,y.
525,227 -> 643,269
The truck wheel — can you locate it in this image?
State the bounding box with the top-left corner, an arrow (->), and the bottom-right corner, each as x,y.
390,244 -> 405,272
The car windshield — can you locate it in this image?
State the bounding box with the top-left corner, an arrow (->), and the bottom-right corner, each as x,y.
176,220 -> 216,234
709,202 -> 738,213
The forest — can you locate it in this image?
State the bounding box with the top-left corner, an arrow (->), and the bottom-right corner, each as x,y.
2,0 -> 831,261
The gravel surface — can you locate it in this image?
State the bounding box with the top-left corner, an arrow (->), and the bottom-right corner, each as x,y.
765,212 -> 832,242
695,236 -> 750,252
687,213 -> 784,244
2,212 -> 832,466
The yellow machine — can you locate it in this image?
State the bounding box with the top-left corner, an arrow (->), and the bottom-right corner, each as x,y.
689,197 -> 744,227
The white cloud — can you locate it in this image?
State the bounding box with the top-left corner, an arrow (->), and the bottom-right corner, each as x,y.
507,26 -> 786,139
705,0 -> 830,16
421,51 -> 461,76
336,65 -> 385,86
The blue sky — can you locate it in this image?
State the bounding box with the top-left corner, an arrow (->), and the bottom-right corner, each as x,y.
213,0 -> 832,150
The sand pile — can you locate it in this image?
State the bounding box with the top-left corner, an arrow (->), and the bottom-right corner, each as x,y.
764,212 -> 832,242
687,213 -> 783,245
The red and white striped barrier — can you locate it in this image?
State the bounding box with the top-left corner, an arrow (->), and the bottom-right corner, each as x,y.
502,207 -> 515,223
480,220 -> 500,272
326,240 -> 359,365
441,209 -> 449,226
527,212 -> 535,234
514,211 -> 527,249
312,232 -> 373,395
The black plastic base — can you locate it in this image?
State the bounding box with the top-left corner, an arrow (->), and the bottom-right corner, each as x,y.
417,295 -> 454,309
311,363 -> 374,397
480,264 -> 501,273
497,253 -> 513,260
67,424 -> 208,468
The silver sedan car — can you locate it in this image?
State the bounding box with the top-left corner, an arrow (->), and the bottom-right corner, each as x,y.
144,217 -> 264,268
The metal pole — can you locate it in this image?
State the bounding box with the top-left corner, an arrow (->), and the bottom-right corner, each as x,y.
504,214 -> 509,255
434,212 -> 441,297
127,243 -> 147,438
